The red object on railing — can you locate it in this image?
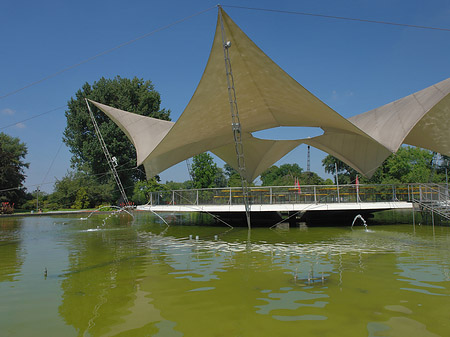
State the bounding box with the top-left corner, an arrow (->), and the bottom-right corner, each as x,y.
295,177 -> 301,194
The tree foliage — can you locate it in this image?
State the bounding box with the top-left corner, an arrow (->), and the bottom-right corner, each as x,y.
322,154 -> 357,184
48,171 -> 115,209
191,153 -> 225,188
373,147 -> 436,183
300,171 -> 326,185
63,76 -> 171,195
0,132 -> 29,206
131,178 -> 166,205
261,163 -> 307,186
322,146 -> 444,184
223,164 -> 242,187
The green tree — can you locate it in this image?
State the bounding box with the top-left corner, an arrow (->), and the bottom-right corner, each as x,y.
322,155 -> 357,184
192,153 -> 220,188
21,189 -> 48,211
322,146 -> 440,184
131,178 -> 166,204
223,164 -> 241,187
48,171 -> 114,209
300,171 -> 325,185
224,164 -> 238,178
378,146 -> 435,183
165,180 -> 192,190
0,132 -> 29,206
436,155 -> 450,183
72,187 -> 90,209
260,163 -> 304,186
214,167 -> 227,188
63,76 -> 171,197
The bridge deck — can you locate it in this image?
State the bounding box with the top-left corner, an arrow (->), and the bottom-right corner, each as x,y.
137,183 -> 424,213
138,201 -> 412,213
136,184 -> 448,226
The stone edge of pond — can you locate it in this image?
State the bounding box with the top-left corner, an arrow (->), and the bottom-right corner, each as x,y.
0,210 -> 115,218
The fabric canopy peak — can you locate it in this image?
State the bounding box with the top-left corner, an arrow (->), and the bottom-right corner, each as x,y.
135,7 -> 386,180
89,8 -> 450,182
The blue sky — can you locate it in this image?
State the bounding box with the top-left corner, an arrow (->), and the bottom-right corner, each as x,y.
1,0 -> 449,193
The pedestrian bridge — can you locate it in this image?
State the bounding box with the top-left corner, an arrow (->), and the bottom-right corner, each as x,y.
136,183 -> 450,226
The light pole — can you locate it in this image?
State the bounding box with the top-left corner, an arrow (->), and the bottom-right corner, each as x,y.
36,186 -> 40,212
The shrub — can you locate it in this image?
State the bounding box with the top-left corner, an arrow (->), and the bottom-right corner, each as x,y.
44,202 -> 60,211
0,202 -> 14,214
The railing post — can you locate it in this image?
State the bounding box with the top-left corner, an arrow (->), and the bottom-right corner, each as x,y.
314,186 -> 317,204
419,185 -> 422,202
229,188 -> 232,205
172,191 -> 175,205
336,184 -> 340,203
270,187 -> 273,204
150,192 -> 153,206
196,189 -> 199,205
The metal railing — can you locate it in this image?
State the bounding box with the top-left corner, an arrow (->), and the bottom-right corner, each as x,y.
410,183 -> 450,221
148,183 -> 433,207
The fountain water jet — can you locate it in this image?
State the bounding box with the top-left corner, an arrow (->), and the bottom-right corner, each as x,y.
351,214 -> 368,230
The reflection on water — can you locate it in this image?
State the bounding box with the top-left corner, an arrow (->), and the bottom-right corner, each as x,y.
0,218 -> 24,283
0,213 -> 450,336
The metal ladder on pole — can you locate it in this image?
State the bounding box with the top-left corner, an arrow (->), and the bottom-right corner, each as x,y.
219,7 -> 251,229
85,98 -> 130,207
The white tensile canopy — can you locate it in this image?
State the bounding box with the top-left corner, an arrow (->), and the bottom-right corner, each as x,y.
90,8 -> 449,181
350,78 -> 450,155
90,99 -> 304,181
302,79 -> 450,178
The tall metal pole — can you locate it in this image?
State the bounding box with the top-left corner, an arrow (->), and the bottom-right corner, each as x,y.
335,163 -> 340,203
36,186 -> 39,212
356,175 -> 360,202
85,99 -> 130,208
218,7 -> 251,229
307,145 -> 311,172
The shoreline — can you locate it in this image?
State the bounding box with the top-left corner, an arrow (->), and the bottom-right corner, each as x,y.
0,210 -> 116,218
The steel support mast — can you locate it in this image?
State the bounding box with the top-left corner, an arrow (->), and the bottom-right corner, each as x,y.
307,145 -> 311,172
219,7 -> 251,229
85,98 -> 130,207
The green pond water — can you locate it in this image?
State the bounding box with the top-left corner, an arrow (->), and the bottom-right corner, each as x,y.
1,213 -> 450,337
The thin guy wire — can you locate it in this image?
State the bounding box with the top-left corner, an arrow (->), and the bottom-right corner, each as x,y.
222,5 -> 450,32
0,166 -> 140,194
0,105 -> 66,130
40,141 -> 64,186
0,6 -> 217,100
3,5 -> 448,127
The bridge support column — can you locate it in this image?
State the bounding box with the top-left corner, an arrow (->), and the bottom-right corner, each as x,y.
288,211 -> 297,227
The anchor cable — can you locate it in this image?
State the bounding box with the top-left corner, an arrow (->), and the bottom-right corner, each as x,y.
0,6 -> 217,100
221,5 -> 450,32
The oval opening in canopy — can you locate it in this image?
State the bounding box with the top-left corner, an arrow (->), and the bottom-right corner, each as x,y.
252,126 -> 324,140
